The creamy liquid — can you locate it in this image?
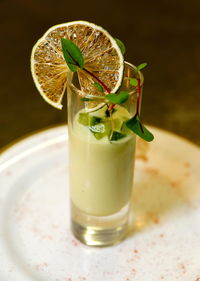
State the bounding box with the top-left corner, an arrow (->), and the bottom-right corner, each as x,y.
69,106 -> 136,216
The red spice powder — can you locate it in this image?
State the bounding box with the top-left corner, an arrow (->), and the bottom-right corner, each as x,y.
184,171 -> 191,177
145,167 -> 159,175
179,263 -> 186,274
71,239 -> 80,247
35,263 -> 48,271
171,180 -> 181,188
153,216 -> 160,224
184,162 -> 190,168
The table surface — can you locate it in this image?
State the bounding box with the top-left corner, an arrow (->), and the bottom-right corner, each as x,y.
1,0 -> 200,149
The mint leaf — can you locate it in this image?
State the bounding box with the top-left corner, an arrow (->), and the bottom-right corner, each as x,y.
136,62 -> 147,72
110,131 -> 126,141
93,82 -> 104,93
61,38 -> 84,72
106,91 -> 129,104
115,38 -> 126,55
126,115 -> 154,142
130,78 -> 138,86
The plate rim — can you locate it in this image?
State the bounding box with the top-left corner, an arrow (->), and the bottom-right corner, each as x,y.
0,124 -> 199,159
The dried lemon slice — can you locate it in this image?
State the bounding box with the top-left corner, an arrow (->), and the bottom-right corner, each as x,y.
31,20 -> 124,109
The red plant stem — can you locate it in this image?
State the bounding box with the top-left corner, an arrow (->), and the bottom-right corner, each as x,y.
83,67 -> 115,115
136,78 -> 141,116
136,78 -> 144,133
83,67 -> 111,93
63,49 -> 111,93
109,104 -> 115,111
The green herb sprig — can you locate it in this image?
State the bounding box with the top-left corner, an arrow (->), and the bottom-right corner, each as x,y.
61,38 -> 154,142
61,38 -> 84,72
61,38 -> 110,93
115,38 -> 126,55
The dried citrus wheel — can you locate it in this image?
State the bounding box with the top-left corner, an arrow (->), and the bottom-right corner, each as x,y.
31,20 -> 124,109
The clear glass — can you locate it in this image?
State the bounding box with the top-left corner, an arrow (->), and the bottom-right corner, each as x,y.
67,62 -> 143,247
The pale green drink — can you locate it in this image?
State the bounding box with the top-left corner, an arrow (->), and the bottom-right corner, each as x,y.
67,62 -> 143,246
69,105 -> 136,216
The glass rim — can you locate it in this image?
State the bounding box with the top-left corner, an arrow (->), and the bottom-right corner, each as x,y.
124,61 -> 144,86
68,61 -> 144,97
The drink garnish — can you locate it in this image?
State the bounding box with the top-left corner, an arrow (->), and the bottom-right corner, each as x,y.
31,21 -> 124,109
31,20 -> 154,142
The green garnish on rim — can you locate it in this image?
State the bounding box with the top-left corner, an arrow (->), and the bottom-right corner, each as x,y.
31,20 -> 153,142
61,38 -> 153,142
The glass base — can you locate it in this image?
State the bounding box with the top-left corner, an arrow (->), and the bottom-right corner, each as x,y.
71,202 -> 131,247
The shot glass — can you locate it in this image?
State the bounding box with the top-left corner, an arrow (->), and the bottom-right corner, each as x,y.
67,62 -> 143,246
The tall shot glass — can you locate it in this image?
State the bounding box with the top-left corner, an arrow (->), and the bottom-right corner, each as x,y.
67,62 -> 143,246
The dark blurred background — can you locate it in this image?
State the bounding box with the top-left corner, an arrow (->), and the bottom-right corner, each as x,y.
1,0 -> 200,148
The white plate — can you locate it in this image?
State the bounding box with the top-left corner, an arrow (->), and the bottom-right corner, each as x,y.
0,125 -> 200,281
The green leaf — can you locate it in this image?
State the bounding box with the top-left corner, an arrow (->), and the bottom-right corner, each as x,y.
110,131 -> 126,141
61,38 -> 84,72
115,38 -> 126,55
93,82 -> 104,93
136,62 -> 147,72
81,96 -> 105,103
130,78 -> 138,86
126,115 -> 154,142
80,97 -> 91,101
106,91 -> 129,104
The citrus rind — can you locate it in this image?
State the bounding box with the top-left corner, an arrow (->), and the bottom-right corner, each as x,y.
31,21 -> 124,109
